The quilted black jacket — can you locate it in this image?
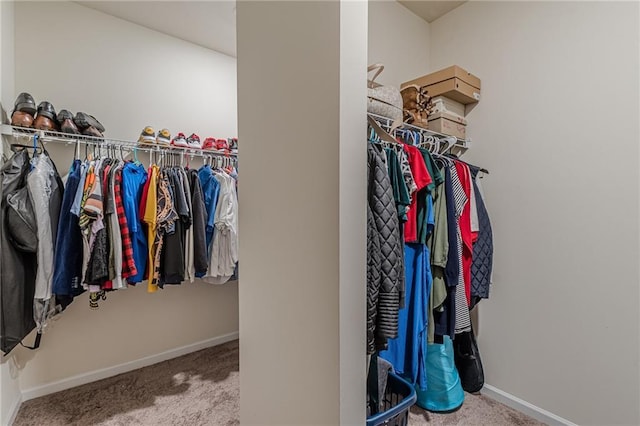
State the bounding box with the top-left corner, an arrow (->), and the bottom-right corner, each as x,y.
367,144 -> 403,353
367,204 -> 381,354
469,166 -> 493,307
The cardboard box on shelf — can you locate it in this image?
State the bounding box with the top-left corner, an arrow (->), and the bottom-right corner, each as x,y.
431,96 -> 466,117
428,111 -> 467,139
402,65 -> 481,105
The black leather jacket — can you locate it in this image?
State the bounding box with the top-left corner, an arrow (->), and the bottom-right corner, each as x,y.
1,150 -> 37,354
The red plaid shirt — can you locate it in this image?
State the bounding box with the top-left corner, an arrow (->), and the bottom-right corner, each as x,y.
115,168 -> 138,279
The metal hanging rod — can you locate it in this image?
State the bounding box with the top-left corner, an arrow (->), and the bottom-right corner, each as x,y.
0,124 -> 237,159
367,113 -> 470,151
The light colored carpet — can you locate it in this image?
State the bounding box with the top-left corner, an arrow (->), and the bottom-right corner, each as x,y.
14,341 -> 240,426
409,394 -> 545,425
14,340 -> 544,425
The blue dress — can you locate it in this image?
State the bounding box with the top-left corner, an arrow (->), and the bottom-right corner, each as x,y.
379,242 -> 432,391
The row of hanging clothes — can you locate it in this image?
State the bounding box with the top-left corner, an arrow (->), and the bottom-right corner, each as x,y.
366,115 -> 493,413
0,135 -> 238,354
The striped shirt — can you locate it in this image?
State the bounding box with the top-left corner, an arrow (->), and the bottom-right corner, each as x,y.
450,163 -> 472,334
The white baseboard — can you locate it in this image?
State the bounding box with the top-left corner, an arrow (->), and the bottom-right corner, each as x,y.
5,393 -> 22,426
20,331 -> 239,402
483,384 -> 577,426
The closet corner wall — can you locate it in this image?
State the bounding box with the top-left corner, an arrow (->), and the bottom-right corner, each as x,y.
1,0 -> 239,404
427,2 -> 640,425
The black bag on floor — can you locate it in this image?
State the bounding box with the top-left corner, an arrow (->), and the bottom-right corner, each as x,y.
454,326 -> 484,393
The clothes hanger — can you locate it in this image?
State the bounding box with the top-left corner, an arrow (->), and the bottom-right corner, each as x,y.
10,132 -> 44,154
73,139 -> 80,160
367,115 -> 402,146
432,136 -> 440,153
368,127 -> 378,144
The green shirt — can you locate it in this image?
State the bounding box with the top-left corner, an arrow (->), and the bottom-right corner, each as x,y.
416,149 -> 444,245
384,148 -> 411,223
427,168 -> 449,343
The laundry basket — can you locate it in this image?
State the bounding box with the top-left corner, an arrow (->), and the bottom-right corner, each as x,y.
367,372 -> 417,426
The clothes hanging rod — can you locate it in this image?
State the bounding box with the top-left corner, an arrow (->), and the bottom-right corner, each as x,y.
367,113 -> 470,149
0,124 -> 237,158
367,114 -> 489,174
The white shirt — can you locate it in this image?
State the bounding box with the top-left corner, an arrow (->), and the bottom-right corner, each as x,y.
203,171 -> 238,284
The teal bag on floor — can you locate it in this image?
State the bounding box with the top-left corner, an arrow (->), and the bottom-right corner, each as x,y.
415,335 -> 464,412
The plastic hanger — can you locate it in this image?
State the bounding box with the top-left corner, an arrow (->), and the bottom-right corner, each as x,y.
367,115 -> 401,146
440,136 -> 457,154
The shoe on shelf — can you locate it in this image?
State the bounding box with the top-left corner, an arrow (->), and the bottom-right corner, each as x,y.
187,133 -> 202,149
156,128 -> 171,146
74,112 -> 105,133
11,111 -> 34,128
202,137 -> 215,150
58,109 -> 80,135
83,126 -> 104,138
33,101 -> 58,131
138,126 -> 156,144
171,132 -> 188,148
14,92 -> 37,116
215,138 -> 229,151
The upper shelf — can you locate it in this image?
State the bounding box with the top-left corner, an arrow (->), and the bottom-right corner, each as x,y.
367,113 -> 470,153
1,124 -> 238,158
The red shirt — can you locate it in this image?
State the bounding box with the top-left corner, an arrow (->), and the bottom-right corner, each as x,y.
138,166 -> 153,220
454,161 -> 476,305
403,145 -> 432,243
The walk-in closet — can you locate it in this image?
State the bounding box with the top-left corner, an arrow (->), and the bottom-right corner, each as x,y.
1,1 -> 638,426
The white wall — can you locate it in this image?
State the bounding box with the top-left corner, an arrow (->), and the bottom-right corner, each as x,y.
237,1 -> 367,424
15,1 -> 237,141
9,1 -> 239,395
368,1 -> 430,87
339,2 -> 368,423
430,2 -> 640,424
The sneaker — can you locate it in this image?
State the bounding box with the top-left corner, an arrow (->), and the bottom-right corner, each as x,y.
157,128 -> 171,146
202,137 -> 216,150
187,133 -> 202,149
214,138 -> 229,151
138,126 -> 156,144
171,132 -> 188,148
